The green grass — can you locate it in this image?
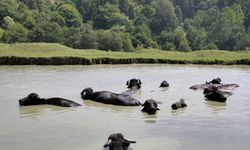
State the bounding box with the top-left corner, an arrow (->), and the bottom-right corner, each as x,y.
0,43 -> 250,64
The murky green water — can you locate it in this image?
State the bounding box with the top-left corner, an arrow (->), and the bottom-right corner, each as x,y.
0,64 -> 249,150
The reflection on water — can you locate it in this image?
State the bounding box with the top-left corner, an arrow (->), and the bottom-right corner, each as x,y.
142,112 -> 158,124
170,107 -> 188,116
204,101 -> 227,113
0,64 -> 250,150
83,100 -> 139,113
18,105 -> 76,119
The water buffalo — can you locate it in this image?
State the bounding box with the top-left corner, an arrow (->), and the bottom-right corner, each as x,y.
141,99 -> 160,114
81,88 -> 141,106
171,99 -> 187,110
126,78 -> 141,89
159,80 -> 169,88
189,78 -> 239,90
19,93 -> 81,107
207,77 -> 222,84
103,133 -> 136,150
203,86 -> 227,102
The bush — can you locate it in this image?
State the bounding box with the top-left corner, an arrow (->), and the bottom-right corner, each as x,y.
97,30 -> 133,51
78,31 -> 97,49
202,43 -> 218,50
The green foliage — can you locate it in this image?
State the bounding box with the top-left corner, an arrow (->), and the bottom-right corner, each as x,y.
0,0 -> 249,51
20,0 -> 53,12
2,16 -> 29,43
97,30 -> 122,51
158,27 -> 191,51
210,4 -> 244,50
150,0 -> 179,33
184,18 -> 207,50
29,21 -> 63,42
50,12 -> 66,26
23,15 -> 36,29
235,27 -> 250,50
94,3 -> 129,29
203,43 -> 218,50
78,31 -> 97,49
131,24 -> 155,48
57,4 -> 82,27
0,28 -> 4,41
0,0 -> 18,26
96,30 -> 133,51
62,27 -> 81,48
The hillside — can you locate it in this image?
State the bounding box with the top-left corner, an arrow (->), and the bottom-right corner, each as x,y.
0,0 -> 250,52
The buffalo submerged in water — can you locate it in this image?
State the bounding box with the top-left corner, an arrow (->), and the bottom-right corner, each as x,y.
19,93 -> 81,107
81,88 -> 141,106
189,77 -> 239,91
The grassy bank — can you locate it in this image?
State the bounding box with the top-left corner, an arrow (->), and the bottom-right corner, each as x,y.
0,43 -> 250,65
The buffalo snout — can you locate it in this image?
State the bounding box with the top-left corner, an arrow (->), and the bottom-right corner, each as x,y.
141,99 -> 160,114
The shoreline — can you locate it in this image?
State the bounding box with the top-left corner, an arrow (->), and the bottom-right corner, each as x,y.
1,56 -> 249,65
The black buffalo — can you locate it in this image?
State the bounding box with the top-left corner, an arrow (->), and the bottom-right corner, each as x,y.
126,78 -> 141,89
19,93 -> 81,107
81,88 -> 141,106
103,133 -> 136,150
159,80 -> 169,88
141,99 -> 160,114
203,86 -> 227,102
171,99 -> 187,110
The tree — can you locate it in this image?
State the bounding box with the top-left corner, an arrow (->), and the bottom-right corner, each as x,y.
50,12 -> 66,26
235,27 -> 250,50
94,3 -> 129,29
97,30 -> 123,51
0,28 -> 4,41
150,0 -> 179,33
2,16 -> 29,43
29,21 -> 63,42
184,17 -> 207,50
78,31 -> 97,49
131,24 -> 155,48
0,0 -> 18,26
134,5 -> 155,26
20,0 -> 53,12
57,4 -> 82,27
208,4 -> 245,50
62,27 -> 81,48
175,5 -> 183,23
158,27 -> 191,51
96,30 -> 133,51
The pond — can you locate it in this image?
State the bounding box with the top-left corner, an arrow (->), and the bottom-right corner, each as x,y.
0,64 -> 249,150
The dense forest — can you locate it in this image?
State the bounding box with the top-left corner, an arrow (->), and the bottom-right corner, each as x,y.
0,0 -> 250,51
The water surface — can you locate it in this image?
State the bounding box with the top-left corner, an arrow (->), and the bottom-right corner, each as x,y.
0,64 -> 249,150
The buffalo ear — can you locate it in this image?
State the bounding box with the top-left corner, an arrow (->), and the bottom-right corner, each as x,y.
138,79 -> 141,84
123,139 -> 136,148
126,80 -> 130,86
81,90 -> 85,96
103,139 -> 112,148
